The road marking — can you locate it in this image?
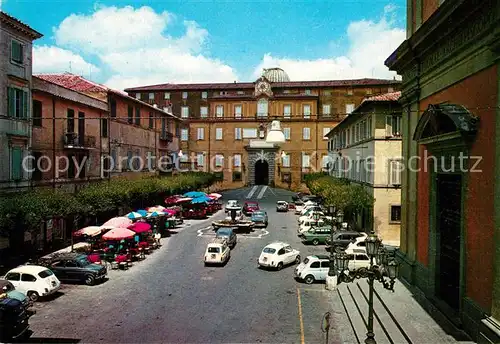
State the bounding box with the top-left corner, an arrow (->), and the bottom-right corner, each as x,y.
297,287 -> 305,344
256,186 -> 268,199
267,187 -> 277,197
246,185 -> 258,198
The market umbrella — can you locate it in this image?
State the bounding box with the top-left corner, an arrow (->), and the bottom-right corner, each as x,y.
208,193 -> 222,199
102,227 -> 136,240
146,211 -> 164,218
128,222 -> 152,234
184,191 -> 206,198
163,209 -> 177,215
147,206 -> 166,213
136,210 -> 148,217
101,217 -> 132,229
127,212 -> 143,220
191,196 -> 211,204
175,197 -> 193,203
73,226 -> 103,237
164,196 -> 180,205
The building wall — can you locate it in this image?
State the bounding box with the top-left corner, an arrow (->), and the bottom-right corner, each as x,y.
140,83 -> 398,189
417,65 -> 498,311
373,187 -> 401,246
31,91 -> 105,184
0,22 -> 36,189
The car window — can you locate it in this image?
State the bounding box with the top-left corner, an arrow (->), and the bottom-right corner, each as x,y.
346,254 -> 354,260
5,272 -> 20,281
321,261 -> 330,268
303,257 -> 310,264
38,270 -> 54,278
208,247 -> 220,253
310,262 -> 320,268
285,246 -> 292,252
51,261 -> 64,268
278,248 -> 285,255
263,247 -> 276,254
358,241 -> 366,247
21,274 -> 37,282
356,254 -> 369,261
65,261 -> 78,268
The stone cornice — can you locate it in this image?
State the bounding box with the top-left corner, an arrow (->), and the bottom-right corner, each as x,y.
385,0 -> 498,77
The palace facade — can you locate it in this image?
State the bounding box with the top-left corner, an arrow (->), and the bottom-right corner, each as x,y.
125,68 -> 401,189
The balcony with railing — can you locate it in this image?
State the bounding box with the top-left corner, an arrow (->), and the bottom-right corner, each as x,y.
63,132 -> 96,149
160,131 -> 174,142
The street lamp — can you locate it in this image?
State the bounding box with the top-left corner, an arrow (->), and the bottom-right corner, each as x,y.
328,210 -> 343,277
334,231 -> 399,344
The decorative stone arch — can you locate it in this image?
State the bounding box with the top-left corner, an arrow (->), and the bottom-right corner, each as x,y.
413,103 -> 480,315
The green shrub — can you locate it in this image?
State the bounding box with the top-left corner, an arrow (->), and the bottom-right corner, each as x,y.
0,172 -> 218,234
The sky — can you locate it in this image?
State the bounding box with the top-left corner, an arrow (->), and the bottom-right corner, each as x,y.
2,0 -> 407,91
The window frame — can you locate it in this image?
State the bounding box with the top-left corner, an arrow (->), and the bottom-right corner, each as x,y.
215,128 -> 223,140
389,204 -> 402,223
11,39 -> 24,64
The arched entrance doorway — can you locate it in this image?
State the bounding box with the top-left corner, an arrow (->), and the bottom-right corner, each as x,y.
255,160 -> 269,185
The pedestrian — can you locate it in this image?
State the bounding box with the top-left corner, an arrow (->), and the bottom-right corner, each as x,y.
154,232 -> 161,247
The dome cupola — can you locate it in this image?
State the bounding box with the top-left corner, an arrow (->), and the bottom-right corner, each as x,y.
262,67 -> 290,82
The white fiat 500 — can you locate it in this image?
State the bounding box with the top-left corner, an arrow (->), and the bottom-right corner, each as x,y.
294,255 -> 330,284
4,265 -> 61,301
204,239 -> 230,266
258,242 -> 301,270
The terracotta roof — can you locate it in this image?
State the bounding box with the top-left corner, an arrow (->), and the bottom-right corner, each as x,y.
124,78 -> 401,92
363,91 -> 401,102
34,73 -> 183,121
0,12 -> 43,39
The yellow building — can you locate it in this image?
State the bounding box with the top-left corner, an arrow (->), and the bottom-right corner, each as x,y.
327,91 -> 402,246
125,68 -> 400,189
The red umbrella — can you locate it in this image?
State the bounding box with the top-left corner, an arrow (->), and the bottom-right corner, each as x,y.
165,196 -> 179,205
128,222 -> 152,234
102,227 -> 136,240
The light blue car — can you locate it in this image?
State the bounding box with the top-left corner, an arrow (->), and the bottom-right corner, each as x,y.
0,279 -> 31,308
251,211 -> 268,228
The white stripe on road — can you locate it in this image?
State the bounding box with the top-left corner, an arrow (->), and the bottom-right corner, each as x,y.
256,186 -> 268,199
246,185 -> 259,198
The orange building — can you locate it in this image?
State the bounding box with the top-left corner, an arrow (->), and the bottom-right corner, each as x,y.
125,68 -> 400,189
31,74 -> 183,192
385,0 -> 500,341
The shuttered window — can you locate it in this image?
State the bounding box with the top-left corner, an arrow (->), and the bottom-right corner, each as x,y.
11,40 -> 23,64
8,87 -> 28,119
11,147 -> 22,180
127,106 -> 133,124
32,100 -> 42,126
389,159 -> 403,185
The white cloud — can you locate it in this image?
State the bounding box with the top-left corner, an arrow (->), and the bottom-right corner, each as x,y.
251,6 -> 405,81
49,5 -> 236,91
33,45 -> 100,76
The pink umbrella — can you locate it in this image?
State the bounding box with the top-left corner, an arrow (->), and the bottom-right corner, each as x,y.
102,227 -> 136,240
101,217 -> 132,229
74,226 -> 103,237
175,197 -> 192,203
209,193 -> 222,199
165,196 -> 180,205
163,209 -> 177,215
128,222 -> 152,234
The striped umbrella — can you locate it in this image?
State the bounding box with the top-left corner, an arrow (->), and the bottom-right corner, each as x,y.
127,212 -> 143,220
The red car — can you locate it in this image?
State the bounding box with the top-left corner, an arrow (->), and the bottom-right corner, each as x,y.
242,201 -> 259,216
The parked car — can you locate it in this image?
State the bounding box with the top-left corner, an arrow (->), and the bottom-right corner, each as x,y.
276,201 -> 288,212
258,242 -> 301,270
300,225 -> 333,245
4,265 -> 60,302
251,210 -> 268,227
204,239 -> 231,266
297,218 -> 326,234
294,201 -> 305,215
0,297 -> 33,342
216,228 -> 237,248
325,231 -> 367,250
292,192 -> 309,202
225,200 -> 240,213
345,249 -> 376,270
294,255 -> 331,284
43,253 -> 107,286
345,235 -> 369,253
298,211 -> 332,224
243,201 -> 260,216
0,280 -> 31,309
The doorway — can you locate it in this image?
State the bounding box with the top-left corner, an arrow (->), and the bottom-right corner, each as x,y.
255,160 -> 269,185
435,173 -> 462,311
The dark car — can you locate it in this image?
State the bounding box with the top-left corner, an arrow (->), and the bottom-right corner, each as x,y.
44,253 -> 107,286
0,280 -> 31,309
251,211 -> 268,227
0,297 -> 33,342
215,228 -> 237,248
276,201 -> 288,212
292,192 -> 309,202
325,231 -> 367,250
243,201 -> 260,216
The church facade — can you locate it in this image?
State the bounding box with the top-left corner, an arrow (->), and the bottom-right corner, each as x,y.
125,68 -> 400,189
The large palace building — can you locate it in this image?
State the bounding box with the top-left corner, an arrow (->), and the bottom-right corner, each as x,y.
125,68 -> 400,189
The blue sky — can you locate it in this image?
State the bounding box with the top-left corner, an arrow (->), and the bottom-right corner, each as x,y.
2,0 -> 406,90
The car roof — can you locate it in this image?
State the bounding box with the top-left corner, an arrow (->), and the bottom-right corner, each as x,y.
252,210 -> 266,214
307,255 -> 330,260
245,201 -> 258,205
277,201 -> 287,203
7,265 -> 50,274
216,228 -> 233,234
265,242 -> 289,249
